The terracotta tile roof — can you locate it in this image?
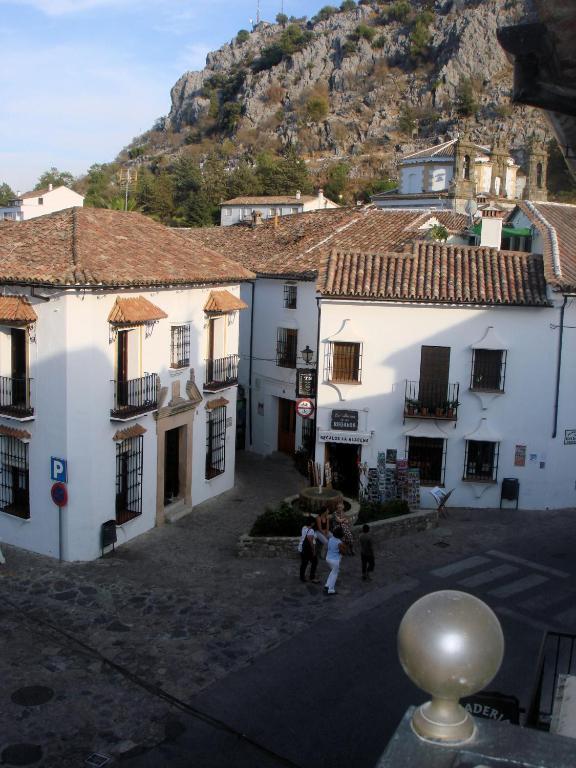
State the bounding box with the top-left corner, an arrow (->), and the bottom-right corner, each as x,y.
189,208 -> 471,279
206,397 -> 229,410
318,241 -> 549,306
19,187 -> 50,200
204,290 -> 248,313
0,425 -> 31,440
0,207 -> 254,288
108,296 -> 168,324
402,139 -> 490,161
112,424 -> 147,441
517,201 -> 576,290
222,196 -> 314,205
0,296 -> 37,324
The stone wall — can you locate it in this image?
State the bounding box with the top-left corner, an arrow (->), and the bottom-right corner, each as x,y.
237,508 -> 438,558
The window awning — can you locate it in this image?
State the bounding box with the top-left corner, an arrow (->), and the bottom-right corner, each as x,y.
465,418 -> 501,442
206,397 -> 229,410
404,421 -> 448,439
108,296 -> 168,325
0,296 -> 37,325
112,424 -> 147,442
472,224 -> 532,237
204,290 -> 248,313
0,425 -> 31,441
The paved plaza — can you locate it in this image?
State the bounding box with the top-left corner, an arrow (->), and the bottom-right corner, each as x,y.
1,452 -> 576,767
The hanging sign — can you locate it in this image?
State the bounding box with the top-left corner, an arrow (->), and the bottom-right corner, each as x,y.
296,398 -> 315,419
296,369 -> 316,398
331,409 -> 358,431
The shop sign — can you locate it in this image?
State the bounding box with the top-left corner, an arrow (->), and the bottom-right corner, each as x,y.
319,430 -> 371,445
564,429 -> 576,445
296,369 -> 316,398
461,691 -> 520,724
296,398 -> 315,419
331,409 -> 358,431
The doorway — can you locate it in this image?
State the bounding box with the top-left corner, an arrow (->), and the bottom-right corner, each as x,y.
11,328 -> 26,406
164,426 -> 182,505
277,398 -> 296,455
326,443 -> 360,498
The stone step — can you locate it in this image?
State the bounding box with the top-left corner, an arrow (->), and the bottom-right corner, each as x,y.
164,500 -> 192,524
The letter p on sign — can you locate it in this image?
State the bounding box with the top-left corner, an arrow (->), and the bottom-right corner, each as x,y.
51,457 -> 68,483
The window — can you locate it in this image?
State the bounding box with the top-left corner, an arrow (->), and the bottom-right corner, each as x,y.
470,349 -> 506,392
38,198 -> 43,205
463,154 -> 471,180
407,437 -> 446,486
326,342 -> 362,383
115,435 -> 143,524
0,436 -> 29,519
464,440 -> 499,482
536,162 -> 543,189
291,207 -> 299,213
224,209 -> 232,217
206,405 -> 226,478
276,328 -> 298,368
283,284 -> 297,309
170,324 -> 191,369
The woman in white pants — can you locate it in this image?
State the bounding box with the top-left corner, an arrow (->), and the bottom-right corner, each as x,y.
324,526 -> 346,595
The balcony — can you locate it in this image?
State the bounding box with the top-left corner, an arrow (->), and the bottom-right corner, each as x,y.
404,380 -> 460,421
111,373 -> 158,419
204,355 -> 239,391
0,376 -> 34,418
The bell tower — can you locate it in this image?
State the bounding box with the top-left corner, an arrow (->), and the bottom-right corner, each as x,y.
524,139 -> 548,201
453,135 -> 477,200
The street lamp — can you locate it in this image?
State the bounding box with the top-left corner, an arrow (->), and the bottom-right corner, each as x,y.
301,345 -> 314,366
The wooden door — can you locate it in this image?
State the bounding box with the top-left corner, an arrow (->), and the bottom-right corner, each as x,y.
277,398 -> 296,455
419,345 -> 450,409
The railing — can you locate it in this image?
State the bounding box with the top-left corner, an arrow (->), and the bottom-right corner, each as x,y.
111,373 -> 158,418
0,375 -> 33,418
404,380 -> 460,420
526,630 -> 576,730
204,355 -> 239,391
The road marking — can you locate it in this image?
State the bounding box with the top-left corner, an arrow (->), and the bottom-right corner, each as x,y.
336,577 -> 419,620
458,564 -> 518,588
497,606 -> 556,632
517,585 -> 576,612
431,556 -> 491,578
554,606 -> 576,627
489,574 -> 549,598
487,550 -> 570,579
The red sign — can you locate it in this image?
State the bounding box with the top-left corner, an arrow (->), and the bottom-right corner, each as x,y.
51,482 -> 68,507
296,398 -> 315,419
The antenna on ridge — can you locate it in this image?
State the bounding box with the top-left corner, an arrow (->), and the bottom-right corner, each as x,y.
256,0 -> 260,24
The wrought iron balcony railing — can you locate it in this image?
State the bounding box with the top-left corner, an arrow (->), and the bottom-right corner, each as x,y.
204,355 -> 239,391
0,376 -> 33,418
111,373 -> 158,418
404,380 -> 460,421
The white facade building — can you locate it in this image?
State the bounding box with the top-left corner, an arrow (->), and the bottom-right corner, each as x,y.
0,207 -> 253,561
0,184 -> 85,221
220,189 -> 339,226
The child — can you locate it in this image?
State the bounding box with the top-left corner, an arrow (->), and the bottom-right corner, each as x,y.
359,524 -> 375,581
299,517 -> 319,583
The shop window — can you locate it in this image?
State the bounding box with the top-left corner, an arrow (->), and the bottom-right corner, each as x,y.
0,436 -> 29,519
206,405 -> 226,478
276,328 -> 298,368
470,349 -> 506,392
326,341 -> 362,384
464,440 -> 499,482
115,435 -> 143,524
407,437 -> 446,486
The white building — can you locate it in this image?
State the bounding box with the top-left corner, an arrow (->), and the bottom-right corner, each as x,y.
0,184 -> 85,221
0,207 -> 253,561
219,189 -> 339,226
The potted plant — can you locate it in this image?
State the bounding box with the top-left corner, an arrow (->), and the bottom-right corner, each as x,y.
405,398 -> 419,415
447,399 -> 460,418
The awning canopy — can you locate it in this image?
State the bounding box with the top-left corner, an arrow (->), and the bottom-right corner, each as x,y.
404,421 -> 448,439
465,418 -> 502,442
0,425 -> 31,441
472,223 -> 532,237
0,296 -> 37,325
112,424 -> 147,442
108,296 -> 168,325
204,290 -> 248,313
206,397 -> 229,410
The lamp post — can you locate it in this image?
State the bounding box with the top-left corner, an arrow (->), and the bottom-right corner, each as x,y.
301,345 -> 314,366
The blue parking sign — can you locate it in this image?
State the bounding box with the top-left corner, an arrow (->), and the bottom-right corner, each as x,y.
50,457 -> 67,483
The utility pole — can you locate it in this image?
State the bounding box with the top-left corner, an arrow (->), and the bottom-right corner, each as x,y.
256,0 -> 260,24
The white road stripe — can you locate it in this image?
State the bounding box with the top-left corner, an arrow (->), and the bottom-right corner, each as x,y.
487,550 -> 570,578
489,574 -> 549,598
431,556 -> 491,578
336,577 -> 420,621
497,606 -> 555,632
458,564 -> 518,588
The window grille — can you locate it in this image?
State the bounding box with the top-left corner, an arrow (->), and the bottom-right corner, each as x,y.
283,284 -> 297,309
300,417 -> 315,457
206,405 -> 227,478
406,436 -> 446,486
0,436 -> 29,519
171,324 -> 191,369
470,349 -> 506,391
276,328 -> 298,368
326,342 -> 362,383
464,440 -> 499,482
115,435 -> 143,524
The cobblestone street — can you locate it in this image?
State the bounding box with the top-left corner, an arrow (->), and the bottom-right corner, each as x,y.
1,451 -> 574,767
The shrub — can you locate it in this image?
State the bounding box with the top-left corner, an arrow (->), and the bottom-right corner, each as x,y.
313,5 -> 339,22
456,76 -> 479,116
342,39 -> 358,56
379,1 -> 411,23
250,502 -> 304,537
236,29 -> 250,44
409,18 -> 432,58
429,224 -> 449,242
356,499 -> 410,525
340,0 -> 356,9
276,12 -> 288,25
306,95 -> 329,122
356,23 -> 376,42
373,34 -> 386,49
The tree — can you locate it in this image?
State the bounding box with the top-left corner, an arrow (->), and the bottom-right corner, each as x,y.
227,161 -> 263,198
340,0 -> 356,10
236,29 -> 250,44
306,96 -> 329,122
0,182 -> 15,205
429,224 -> 449,242
35,167 -> 74,190
324,162 -> 350,202
276,12 -> 288,25
83,163 -> 118,208
456,77 -> 478,117
255,149 -> 312,195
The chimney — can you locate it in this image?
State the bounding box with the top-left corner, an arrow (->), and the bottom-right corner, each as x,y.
48,183 -> 53,192
295,190 -> 301,200
479,204 -> 505,249
318,188 -> 325,203
251,210 -> 262,228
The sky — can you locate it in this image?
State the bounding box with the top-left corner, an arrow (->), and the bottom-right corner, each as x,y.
0,0 -> 319,192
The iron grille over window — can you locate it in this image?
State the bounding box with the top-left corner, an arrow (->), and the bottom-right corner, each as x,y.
407,437 -> 446,486
276,328 -> 298,368
171,324 -> 191,369
326,342 -> 362,383
464,440 -> 499,482
115,435 -> 143,524
283,284 -> 297,309
0,436 -> 29,519
206,405 -> 226,478
300,417 -> 315,457
471,349 -> 507,391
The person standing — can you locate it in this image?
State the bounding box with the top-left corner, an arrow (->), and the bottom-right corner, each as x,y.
315,506 -> 330,558
359,524 -> 375,581
299,517 -> 319,583
324,526 -> 346,595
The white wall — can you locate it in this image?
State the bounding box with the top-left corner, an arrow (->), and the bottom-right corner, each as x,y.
316,297 -> 576,510
429,165 -> 453,192
0,187 -> 84,221
400,165 -> 425,194
220,203 -> 304,226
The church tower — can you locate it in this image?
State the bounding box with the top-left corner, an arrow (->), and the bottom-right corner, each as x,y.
524,139 -> 548,201
453,135 -> 477,199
